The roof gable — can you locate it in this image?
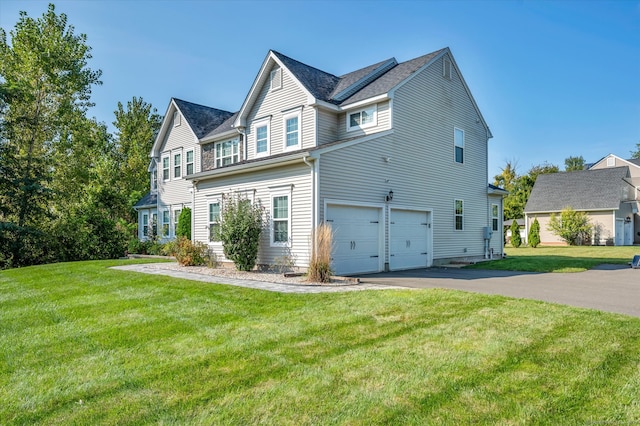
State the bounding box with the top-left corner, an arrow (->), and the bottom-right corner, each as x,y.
589,153 -> 640,171
524,167 -> 630,213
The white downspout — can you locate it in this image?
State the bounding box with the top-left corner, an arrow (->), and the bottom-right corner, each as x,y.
303,155 -> 316,266
190,182 -> 196,242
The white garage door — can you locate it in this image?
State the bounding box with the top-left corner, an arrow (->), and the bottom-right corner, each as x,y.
326,204 -> 383,276
390,209 -> 431,271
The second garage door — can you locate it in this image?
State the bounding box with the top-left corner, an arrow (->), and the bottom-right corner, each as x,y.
390,209 -> 431,271
326,204 -> 383,276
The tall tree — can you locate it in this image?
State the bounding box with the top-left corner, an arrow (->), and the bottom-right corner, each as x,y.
113,96 -> 162,209
0,3 -> 102,266
631,141 -> 640,159
564,155 -> 585,171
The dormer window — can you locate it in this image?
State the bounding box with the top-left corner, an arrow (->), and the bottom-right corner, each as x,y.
347,105 -> 377,132
270,67 -> 282,91
173,111 -> 181,127
215,138 -> 240,167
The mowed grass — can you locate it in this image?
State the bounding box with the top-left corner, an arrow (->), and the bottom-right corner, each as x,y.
468,245 -> 640,272
1,260 -> 639,425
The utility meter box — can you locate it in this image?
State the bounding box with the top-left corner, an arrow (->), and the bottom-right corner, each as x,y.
483,226 -> 493,240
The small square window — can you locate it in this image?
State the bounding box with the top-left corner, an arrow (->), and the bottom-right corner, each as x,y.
347,105 -> 377,132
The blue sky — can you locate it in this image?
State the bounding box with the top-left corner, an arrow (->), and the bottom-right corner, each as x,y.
1,0 -> 638,178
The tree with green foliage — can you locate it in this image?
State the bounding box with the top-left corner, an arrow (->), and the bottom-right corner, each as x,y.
564,155 -> 585,172
547,207 -> 592,246
510,220 -> 522,248
528,217 -> 541,248
176,207 -> 191,240
0,3 -> 102,266
113,96 -> 162,216
631,141 -> 640,159
218,195 -> 264,271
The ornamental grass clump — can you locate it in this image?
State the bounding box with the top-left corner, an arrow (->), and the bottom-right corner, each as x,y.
308,223 -> 333,283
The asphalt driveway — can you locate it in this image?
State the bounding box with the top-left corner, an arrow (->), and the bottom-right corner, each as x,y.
359,264 -> 640,318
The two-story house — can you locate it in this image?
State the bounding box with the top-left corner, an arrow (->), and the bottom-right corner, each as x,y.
135,48 -> 506,275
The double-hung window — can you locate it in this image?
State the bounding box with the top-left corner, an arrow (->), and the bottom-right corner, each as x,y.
142,213 -> 149,238
208,202 -> 221,242
272,195 -> 290,245
347,105 -> 377,132
283,110 -> 301,151
162,210 -> 170,237
186,150 -> 194,175
454,128 -> 464,164
162,156 -> 170,180
254,118 -> 270,157
173,152 -> 182,179
492,204 -> 499,232
215,138 -> 240,167
173,209 -> 181,237
455,200 -> 464,230
151,213 -> 158,237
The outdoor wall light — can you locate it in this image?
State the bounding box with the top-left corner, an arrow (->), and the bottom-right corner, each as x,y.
385,190 -> 394,202
625,216 -> 632,223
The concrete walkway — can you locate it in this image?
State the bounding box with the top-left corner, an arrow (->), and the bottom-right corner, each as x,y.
359,264 -> 640,318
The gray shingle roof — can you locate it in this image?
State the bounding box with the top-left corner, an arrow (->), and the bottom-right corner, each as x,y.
271,51 -> 340,102
627,158 -> 640,167
202,112 -> 239,139
524,167 -> 630,213
134,192 -> 157,209
173,98 -> 234,139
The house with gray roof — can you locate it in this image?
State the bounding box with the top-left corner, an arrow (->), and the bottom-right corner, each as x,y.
135,48 -> 506,274
524,153 -> 640,246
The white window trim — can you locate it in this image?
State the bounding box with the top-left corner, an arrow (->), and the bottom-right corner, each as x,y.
173,150 -> 183,180
282,109 -> 302,152
270,67 -> 282,91
253,117 -> 271,158
142,213 -> 149,239
454,127 -> 464,164
173,208 -> 181,238
208,199 -> 222,244
491,203 -> 499,232
173,111 -> 181,127
215,137 -> 240,168
270,187 -> 292,247
607,157 -> 615,167
346,104 -> 378,132
185,149 -> 194,175
161,209 -> 170,237
454,199 -> 464,231
161,155 -> 170,181
150,167 -> 158,191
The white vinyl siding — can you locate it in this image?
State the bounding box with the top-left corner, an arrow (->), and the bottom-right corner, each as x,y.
193,163 -> 312,267
245,65 -> 313,159
347,105 -> 377,132
337,100 -> 391,140
317,108 -> 338,145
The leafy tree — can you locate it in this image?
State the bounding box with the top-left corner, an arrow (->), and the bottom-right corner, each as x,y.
176,207 -> 191,240
547,207 -> 592,246
510,219 -> 522,248
113,96 -> 162,211
528,217 -> 541,248
564,155 -> 585,172
0,4 -> 102,266
218,195 -> 264,271
631,141 -> 640,159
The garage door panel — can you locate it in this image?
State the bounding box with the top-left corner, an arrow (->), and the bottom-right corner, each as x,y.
390,209 -> 431,271
327,204 -> 382,276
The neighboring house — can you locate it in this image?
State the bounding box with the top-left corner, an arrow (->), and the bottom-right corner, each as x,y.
524,154 -> 640,246
135,48 -> 507,275
504,219 -> 526,244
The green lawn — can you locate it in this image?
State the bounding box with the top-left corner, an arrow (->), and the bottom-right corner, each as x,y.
468,245 -> 640,272
1,260 -> 639,424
